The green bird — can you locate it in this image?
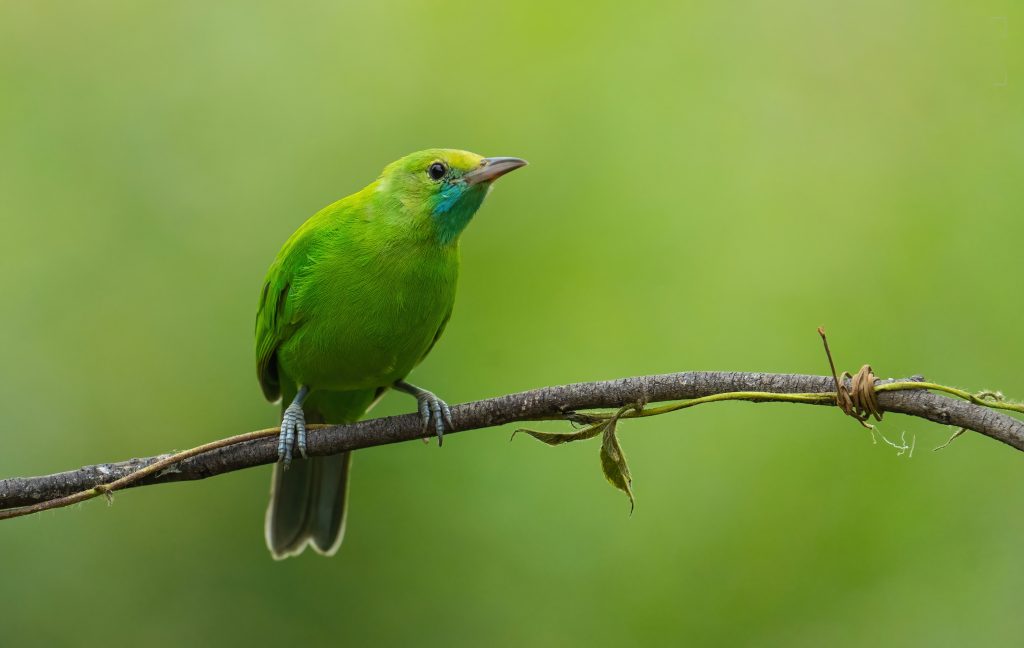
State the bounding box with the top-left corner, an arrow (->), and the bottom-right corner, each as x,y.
255,149 -> 526,559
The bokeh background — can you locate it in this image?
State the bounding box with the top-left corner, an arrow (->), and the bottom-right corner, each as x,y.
2,1 -> 1022,645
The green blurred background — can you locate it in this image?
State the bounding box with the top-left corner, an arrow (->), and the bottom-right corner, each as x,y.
2,1 -> 1022,645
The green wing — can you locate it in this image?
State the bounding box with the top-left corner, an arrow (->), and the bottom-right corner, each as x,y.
256,193 -> 367,401
255,279 -> 287,401
255,224 -> 319,402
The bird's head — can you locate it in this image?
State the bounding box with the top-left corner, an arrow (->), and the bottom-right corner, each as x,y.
376,149 -> 527,244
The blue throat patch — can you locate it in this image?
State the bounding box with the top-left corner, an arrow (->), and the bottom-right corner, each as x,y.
431,183 -> 486,244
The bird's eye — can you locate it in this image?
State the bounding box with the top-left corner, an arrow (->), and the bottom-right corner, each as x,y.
427,162 -> 447,181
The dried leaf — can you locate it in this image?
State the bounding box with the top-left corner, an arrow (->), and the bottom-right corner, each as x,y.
513,404 -> 639,513
512,421 -> 608,446
600,418 -> 634,512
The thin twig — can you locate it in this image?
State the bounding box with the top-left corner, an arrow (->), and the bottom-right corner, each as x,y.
1,371 -> 1022,519
0,428 -> 285,520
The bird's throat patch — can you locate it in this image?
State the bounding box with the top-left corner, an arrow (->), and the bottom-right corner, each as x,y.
431,183 -> 486,244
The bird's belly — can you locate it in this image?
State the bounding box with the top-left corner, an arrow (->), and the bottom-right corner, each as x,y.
276,287 -> 452,391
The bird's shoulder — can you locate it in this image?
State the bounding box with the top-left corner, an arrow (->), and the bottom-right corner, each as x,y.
283,190 -> 369,259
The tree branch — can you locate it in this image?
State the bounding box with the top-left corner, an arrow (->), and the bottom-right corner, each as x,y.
1,371 -> 1022,514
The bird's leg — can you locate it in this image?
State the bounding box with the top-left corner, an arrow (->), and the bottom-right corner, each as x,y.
393,379 -> 454,446
278,385 -> 310,468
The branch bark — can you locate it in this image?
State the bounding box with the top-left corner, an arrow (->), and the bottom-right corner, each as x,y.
2,371 -> 1022,511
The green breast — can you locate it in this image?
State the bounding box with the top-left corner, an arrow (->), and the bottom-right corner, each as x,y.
276,237 -> 459,392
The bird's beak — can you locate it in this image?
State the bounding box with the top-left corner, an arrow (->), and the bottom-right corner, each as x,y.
462,157 -> 528,185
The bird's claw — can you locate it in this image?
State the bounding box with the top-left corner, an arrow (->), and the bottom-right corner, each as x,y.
415,391 -> 454,446
277,402 -> 307,468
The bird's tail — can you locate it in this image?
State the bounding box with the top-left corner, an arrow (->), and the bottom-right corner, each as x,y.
264,388 -> 381,559
264,386 -> 385,556
265,405 -> 351,559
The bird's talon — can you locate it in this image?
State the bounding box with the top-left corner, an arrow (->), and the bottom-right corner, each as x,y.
418,401 -> 430,425
432,403 -> 445,445
296,419 -> 307,458
277,402 -> 306,467
411,391 -> 451,447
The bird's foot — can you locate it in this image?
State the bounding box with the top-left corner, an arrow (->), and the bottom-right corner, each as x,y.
277,402 -> 307,468
413,390 -> 454,446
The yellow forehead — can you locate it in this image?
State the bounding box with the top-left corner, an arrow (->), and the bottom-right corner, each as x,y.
385,149 -> 485,176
